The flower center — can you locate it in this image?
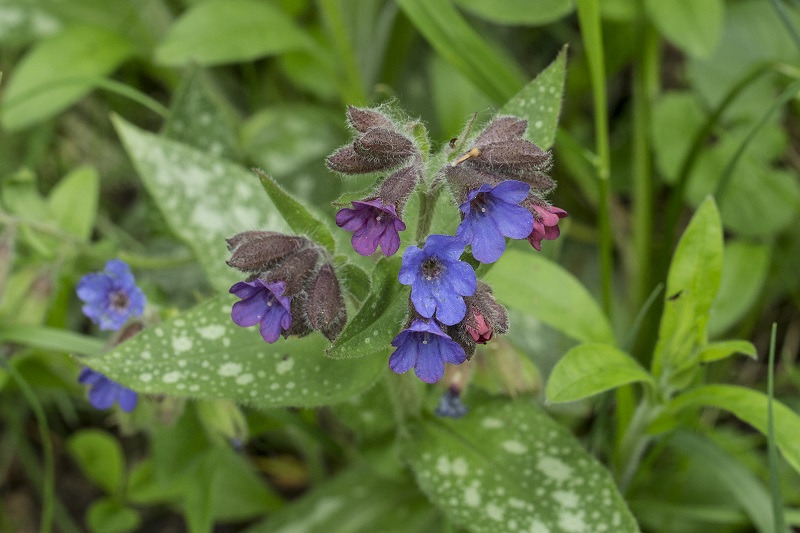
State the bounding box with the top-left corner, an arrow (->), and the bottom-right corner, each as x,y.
470,193 -> 489,214
421,258 -> 444,281
109,290 -> 129,312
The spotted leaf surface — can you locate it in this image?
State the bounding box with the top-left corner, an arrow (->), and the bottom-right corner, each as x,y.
404,395 -> 640,533
79,296 -> 385,408
499,46 -> 566,150
114,116 -> 290,292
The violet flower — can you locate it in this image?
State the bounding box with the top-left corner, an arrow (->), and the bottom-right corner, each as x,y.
335,199 -> 406,256
389,318 -> 467,383
527,204 -> 568,251
79,367 -> 138,412
398,234 -> 476,326
76,259 -> 145,331
456,180 -> 534,263
230,279 -> 292,343
434,389 -> 470,418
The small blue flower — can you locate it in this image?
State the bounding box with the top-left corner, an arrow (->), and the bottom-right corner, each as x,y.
76,259 -> 146,331
79,367 -> 138,412
230,279 -> 292,343
389,318 -> 467,383
398,234 -> 476,326
456,180 -> 534,264
434,389 -> 469,418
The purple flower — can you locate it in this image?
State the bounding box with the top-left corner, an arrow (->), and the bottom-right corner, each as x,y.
76,259 -> 146,331
389,318 -> 467,383
336,199 -> 406,256
527,204 -> 568,251
79,367 -> 138,412
230,279 -> 292,343
434,389 -> 469,418
398,234 -> 476,326
456,180 -> 534,264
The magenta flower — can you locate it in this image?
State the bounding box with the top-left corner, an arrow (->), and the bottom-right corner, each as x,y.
389,318 -> 467,383
79,367 -> 138,412
335,199 -> 406,256
527,204 -> 568,251
230,279 -> 292,343
456,180 -> 534,263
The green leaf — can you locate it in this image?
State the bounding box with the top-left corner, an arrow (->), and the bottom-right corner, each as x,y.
327,258 -> 408,359
710,241 -> 770,337
183,451 -> 215,533
246,464 -> 437,533
155,0 -> 310,66
48,166 -> 99,241
499,46 -> 567,150
645,0 -> 723,58
87,499 -> 140,533
697,340 -> 757,364
454,0 -> 574,26
668,384 -> 800,476
0,25 -> 135,130
67,429 -> 125,496
254,169 -> 336,253
403,395 -> 639,533
334,258 -> 371,302
650,91 -> 705,184
80,296 -> 386,408
483,249 -> 615,345
208,446 -> 283,520
162,67 -> 240,160
653,197 -> 723,376
546,343 -> 655,403
397,0 -> 525,103
112,115 -> 291,292
0,326 -> 104,356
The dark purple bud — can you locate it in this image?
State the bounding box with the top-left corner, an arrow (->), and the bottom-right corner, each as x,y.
379,165 -> 420,207
326,145 -> 397,174
305,264 -> 346,341
525,202 -> 568,251
264,247 -> 321,296
346,106 -> 393,133
475,116 -> 528,145
226,231 -> 309,273
466,140 -> 552,173
353,128 -> 416,163
285,296 -> 312,338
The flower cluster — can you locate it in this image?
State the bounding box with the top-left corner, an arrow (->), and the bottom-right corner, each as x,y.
76,259 -> 144,412
226,231 -> 346,343
328,107 -> 422,257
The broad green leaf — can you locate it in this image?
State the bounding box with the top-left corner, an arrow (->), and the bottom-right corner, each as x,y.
645,0 -> 723,58
454,0 -> 574,26
668,385 -> 800,475
67,429 -> 125,496
331,380 -> 395,442
429,55 -> 493,139
0,326 -> 104,356
697,340 -> 757,364
48,166 -> 99,241
246,464 -> 437,533
162,67 -> 240,160
209,446 -> 284,520
403,395 -> 640,533
254,169 -> 336,253
327,258 -> 408,359
546,343 -> 655,403
155,0 -> 310,66
334,259 -> 371,302
87,499 -> 140,533
0,25 -> 135,130
653,197 -> 722,376
80,296 -> 385,408
650,91 -> 705,184
184,451 -> 215,533
483,249 -> 615,345
127,460 -> 184,505
709,241 -> 770,336
499,46 -> 566,150
113,115 -> 291,292
397,0 -> 525,103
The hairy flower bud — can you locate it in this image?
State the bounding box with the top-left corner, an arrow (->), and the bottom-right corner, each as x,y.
226,231 -> 309,273
325,145 -> 396,175
353,128 -> 417,162
474,116 -> 527,145
305,264 -> 346,341
378,165 -> 420,208
448,281 -> 508,359
346,105 -> 393,133
263,247 -> 321,296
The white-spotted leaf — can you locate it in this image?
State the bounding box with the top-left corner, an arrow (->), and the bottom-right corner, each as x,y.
404,395 -> 640,533
113,116 -> 290,292
79,296 -> 385,409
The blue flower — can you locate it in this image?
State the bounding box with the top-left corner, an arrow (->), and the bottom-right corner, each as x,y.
456,180 -> 534,263
435,389 -> 469,418
79,367 -> 138,412
230,279 -> 292,343
389,318 -> 467,383
398,234 -> 476,326
76,259 -> 146,331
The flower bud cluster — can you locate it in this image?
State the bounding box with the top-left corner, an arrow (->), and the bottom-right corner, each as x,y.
226,231 -> 346,342
328,107 -> 423,257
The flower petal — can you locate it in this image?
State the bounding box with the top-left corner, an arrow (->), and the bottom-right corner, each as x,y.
491,180 -> 530,204
389,334 -> 418,374
414,340 -> 445,383
231,289 -> 272,327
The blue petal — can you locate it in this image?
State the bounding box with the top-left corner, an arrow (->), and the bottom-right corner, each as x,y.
492,203 -> 534,240
425,234 -> 465,261
117,388 -> 138,412
88,379 -> 117,410
231,288 -> 272,327
445,261 -> 477,296
434,294 -> 467,326
414,339 -> 446,383
389,334 -> 418,374
398,246 -> 424,285
76,274 -> 113,304
441,338 -> 467,364
491,180 -> 530,204
410,282 -> 437,318
259,309 -> 285,343
468,216 -> 506,264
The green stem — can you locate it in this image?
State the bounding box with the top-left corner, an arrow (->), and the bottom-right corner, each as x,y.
767,323 -> 788,532
316,0 -> 368,104
576,0 -> 613,319
770,0 -> 800,52
617,399 -> 660,491
414,179 -> 443,244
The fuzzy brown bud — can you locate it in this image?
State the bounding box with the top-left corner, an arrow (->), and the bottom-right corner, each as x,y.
449,282 -> 508,359
378,165 -> 420,208
263,247 -> 321,296
353,128 -> 416,162
305,264 -> 346,341
326,145 -> 398,175
475,116 -> 527,145
285,296 -> 313,338
346,106 -> 393,133
226,231 -> 309,273
467,140 -> 552,174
